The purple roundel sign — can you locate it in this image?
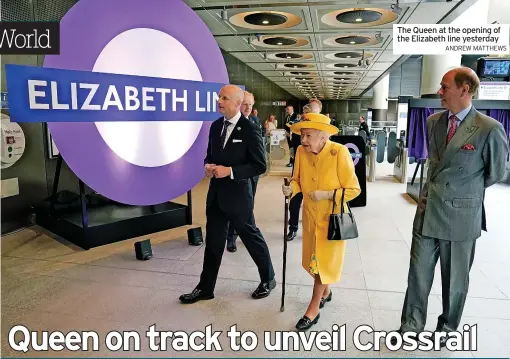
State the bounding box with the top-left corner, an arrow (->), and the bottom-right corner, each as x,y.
345,143 -> 362,166
40,0 -> 228,205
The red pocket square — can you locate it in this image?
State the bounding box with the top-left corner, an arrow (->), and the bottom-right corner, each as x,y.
462,144 -> 475,150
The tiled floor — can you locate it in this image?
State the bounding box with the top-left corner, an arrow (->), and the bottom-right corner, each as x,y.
2,165 -> 510,358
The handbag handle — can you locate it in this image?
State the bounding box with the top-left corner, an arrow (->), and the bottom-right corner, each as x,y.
332,188 -> 354,219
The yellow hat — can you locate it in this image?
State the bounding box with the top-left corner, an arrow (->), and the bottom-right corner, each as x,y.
290,113 -> 339,135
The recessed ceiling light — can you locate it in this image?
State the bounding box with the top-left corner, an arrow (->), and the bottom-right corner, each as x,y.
277,42 -> 283,45
350,41 -> 356,44
262,20 -> 269,24
346,55 -> 351,58
355,18 -> 363,22
344,66 -> 348,68
286,56 -> 291,59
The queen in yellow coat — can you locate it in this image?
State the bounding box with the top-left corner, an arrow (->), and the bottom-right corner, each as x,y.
282,113 -> 361,331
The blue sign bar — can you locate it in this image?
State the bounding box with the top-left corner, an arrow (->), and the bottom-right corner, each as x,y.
5,64 -> 229,123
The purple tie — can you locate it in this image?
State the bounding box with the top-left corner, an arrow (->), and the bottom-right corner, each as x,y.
447,115 -> 457,144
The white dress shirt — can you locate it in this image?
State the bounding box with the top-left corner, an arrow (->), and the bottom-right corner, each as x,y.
223,111 -> 242,179
222,111 -> 242,148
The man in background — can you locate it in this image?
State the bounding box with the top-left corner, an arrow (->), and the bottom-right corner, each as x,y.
226,91 -> 260,252
286,99 -> 322,241
359,116 -> 370,140
284,105 -> 298,167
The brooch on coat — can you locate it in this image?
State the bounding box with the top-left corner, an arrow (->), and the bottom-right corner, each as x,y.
330,149 -> 337,156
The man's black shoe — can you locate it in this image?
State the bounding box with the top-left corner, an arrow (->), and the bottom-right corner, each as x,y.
434,331 -> 448,348
287,230 -> 297,241
179,288 -> 214,304
389,330 -> 417,346
252,279 -> 276,299
227,241 -> 237,252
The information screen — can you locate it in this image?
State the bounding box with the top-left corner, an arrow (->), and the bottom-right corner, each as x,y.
483,60 -> 510,76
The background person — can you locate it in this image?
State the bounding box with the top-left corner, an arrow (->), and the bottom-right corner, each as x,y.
282,113 -> 361,331
226,91 -> 262,252
284,106 -> 298,167
265,114 -> 277,135
287,99 -> 322,241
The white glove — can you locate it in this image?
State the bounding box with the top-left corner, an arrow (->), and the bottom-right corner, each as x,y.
309,190 -> 334,202
282,185 -> 292,197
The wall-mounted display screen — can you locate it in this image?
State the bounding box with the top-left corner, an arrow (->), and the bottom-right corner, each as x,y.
483,60 -> 510,76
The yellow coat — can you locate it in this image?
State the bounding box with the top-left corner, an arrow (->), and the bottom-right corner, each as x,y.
290,140 -> 361,284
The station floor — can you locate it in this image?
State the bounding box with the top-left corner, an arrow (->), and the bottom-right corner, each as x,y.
1,167 -> 510,358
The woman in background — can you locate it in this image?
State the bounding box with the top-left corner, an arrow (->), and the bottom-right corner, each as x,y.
282,113 -> 361,331
265,114 -> 277,135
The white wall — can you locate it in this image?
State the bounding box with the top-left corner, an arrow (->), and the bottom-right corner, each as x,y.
488,0 -> 510,24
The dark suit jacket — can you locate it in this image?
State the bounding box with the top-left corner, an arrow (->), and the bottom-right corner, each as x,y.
249,115 -> 264,137
205,114 -> 267,214
284,113 -> 298,134
413,106 -> 508,241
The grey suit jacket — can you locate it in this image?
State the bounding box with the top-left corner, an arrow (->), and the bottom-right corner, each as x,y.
413,106 -> 509,241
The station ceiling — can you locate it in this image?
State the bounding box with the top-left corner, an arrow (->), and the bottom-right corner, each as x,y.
183,0 -> 472,99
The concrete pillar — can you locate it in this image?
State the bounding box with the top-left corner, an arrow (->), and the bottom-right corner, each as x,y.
420,55 -> 461,98
372,74 -> 389,127
420,0 -> 490,98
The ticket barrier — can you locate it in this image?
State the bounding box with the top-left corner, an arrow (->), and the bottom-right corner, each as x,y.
392,139 -> 408,184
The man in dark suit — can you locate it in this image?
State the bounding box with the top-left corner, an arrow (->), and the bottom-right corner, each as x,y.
287,99 -> 322,241
226,91 -> 263,252
284,106 -> 298,167
359,116 -> 370,141
393,67 -> 508,346
179,85 -> 276,304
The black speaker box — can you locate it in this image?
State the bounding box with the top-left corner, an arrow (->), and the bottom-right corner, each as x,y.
134,239 -> 153,260
187,227 -> 203,246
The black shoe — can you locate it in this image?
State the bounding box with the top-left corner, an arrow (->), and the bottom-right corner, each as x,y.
434,331 -> 448,348
252,278 -> 276,299
286,163 -> 293,167
389,330 -> 417,346
287,230 -> 297,241
296,313 -> 320,331
319,290 -> 332,308
227,241 -> 237,252
179,288 -> 214,304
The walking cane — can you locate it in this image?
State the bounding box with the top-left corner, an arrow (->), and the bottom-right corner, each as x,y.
281,177 -> 290,312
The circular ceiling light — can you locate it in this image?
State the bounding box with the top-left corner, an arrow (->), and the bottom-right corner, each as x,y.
230,11 -> 302,30
334,63 -> 357,68
266,37 -> 296,46
295,77 -> 313,81
336,35 -> 370,45
290,71 -> 310,75
324,34 -> 382,47
244,12 -> 288,26
255,36 -> 308,48
335,52 -> 362,59
336,10 -> 382,24
284,63 -> 308,68
321,7 -> 398,28
334,71 -> 355,75
275,52 -> 302,59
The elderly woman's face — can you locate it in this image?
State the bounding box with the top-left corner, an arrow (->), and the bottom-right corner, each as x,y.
300,128 -> 325,153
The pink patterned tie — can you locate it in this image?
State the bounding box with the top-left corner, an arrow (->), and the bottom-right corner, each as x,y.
447,115 -> 457,144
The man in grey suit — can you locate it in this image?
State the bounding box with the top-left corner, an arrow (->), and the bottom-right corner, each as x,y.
393,67 -> 508,346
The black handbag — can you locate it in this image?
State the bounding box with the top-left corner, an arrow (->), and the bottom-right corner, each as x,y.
327,188 -> 359,240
